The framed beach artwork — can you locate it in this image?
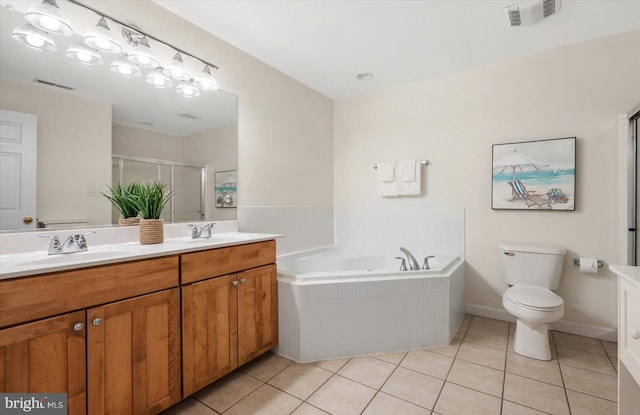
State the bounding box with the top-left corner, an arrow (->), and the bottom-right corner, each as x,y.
492,137 -> 576,211
214,170 -> 237,208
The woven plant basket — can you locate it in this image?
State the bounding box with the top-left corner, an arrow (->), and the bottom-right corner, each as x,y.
139,219 -> 164,244
119,217 -> 140,226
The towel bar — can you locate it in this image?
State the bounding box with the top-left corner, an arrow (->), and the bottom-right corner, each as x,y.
372,160 -> 429,169
573,258 -> 604,268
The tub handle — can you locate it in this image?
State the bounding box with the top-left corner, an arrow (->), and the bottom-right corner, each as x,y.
395,257 -> 408,272
422,256 -> 435,270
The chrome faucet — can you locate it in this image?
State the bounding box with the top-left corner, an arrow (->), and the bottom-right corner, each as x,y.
422,256 -> 435,270
189,223 -> 215,239
40,231 -> 96,255
400,247 -> 420,270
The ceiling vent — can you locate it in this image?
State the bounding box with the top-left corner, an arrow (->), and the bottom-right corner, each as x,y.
505,4 -> 521,26
505,0 -> 561,27
543,0 -> 560,18
177,110 -> 201,120
34,79 -> 74,91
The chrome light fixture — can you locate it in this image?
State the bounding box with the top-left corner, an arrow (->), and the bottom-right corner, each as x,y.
11,23 -> 57,52
24,0 -> 73,36
146,68 -> 173,88
122,27 -> 160,68
66,42 -> 102,65
83,17 -> 122,53
176,80 -> 200,97
110,56 -> 141,77
193,65 -> 218,91
163,52 -> 191,81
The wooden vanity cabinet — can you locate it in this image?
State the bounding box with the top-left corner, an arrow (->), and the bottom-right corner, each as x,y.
181,241 -> 278,396
0,256 -> 180,415
0,310 -> 87,414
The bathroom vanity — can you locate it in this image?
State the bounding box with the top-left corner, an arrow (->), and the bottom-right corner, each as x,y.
0,234 -> 278,415
610,265 -> 640,415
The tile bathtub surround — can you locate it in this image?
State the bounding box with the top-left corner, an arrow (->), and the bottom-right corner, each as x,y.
161,315 -> 619,415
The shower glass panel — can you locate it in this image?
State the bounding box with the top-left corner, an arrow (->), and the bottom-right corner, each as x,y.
111,155 -> 204,224
173,165 -> 204,222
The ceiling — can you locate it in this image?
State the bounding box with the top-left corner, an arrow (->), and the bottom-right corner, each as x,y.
153,0 -> 640,99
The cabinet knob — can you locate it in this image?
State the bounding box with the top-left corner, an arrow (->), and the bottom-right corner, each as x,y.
632,329 -> 640,340
92,318 -> 103,326
240,278 -> 247,284
232,280 -> 239,286
73,323 -> 84,331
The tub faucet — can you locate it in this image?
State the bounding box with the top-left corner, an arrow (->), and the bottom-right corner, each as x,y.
400,247 -> 420,270
40,231 -> 96,255
189,222 -> 215,239
422,256 -> 435,270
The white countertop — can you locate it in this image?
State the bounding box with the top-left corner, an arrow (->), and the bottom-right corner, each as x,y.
0,232 -> 281,280
609,264 -> 640,289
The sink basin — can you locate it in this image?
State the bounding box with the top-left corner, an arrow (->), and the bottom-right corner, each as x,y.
166,234 -> 255,245
15,250 -> 132,266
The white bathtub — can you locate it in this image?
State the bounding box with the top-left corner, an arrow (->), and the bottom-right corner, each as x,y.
275,247 -> 465,362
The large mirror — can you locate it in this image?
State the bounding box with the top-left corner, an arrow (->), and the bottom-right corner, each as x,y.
0,0 -> 237,231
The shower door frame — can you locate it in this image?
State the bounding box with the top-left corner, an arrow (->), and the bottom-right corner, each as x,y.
112,154 -> 206,223
627,107 -> 640,265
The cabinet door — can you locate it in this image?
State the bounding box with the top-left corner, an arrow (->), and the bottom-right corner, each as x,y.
0,310 -> 86,415
182,274 -> 238,396
238,264 -> 278,366
87,288 -> 181,415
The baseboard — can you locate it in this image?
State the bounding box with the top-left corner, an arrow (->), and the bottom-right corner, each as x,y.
465,304 -> 618,342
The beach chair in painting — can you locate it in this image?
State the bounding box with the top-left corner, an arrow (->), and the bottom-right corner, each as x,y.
508,180 -> 552,209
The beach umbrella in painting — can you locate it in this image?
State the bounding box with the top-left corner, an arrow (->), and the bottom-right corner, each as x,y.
493,150 -> 548,180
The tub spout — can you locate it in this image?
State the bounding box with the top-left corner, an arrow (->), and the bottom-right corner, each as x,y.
400,247 -> 420,270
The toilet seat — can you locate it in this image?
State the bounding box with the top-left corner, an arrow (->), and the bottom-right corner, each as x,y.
504,285 -> 563,311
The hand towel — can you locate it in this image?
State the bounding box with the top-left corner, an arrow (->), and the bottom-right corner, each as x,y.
396,160 -> 417,182
396,160 -> 421,196
376,161 -> 395,182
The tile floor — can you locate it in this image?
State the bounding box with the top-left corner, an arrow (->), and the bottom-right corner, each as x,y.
161,315 -> 618,415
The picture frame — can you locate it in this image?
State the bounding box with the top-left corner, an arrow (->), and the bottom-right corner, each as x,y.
492,137 -> 576,211
214,170 -> 237,208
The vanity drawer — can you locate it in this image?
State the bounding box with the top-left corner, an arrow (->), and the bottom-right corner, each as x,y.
0,255 -> 179,329
181,240 -> 276,284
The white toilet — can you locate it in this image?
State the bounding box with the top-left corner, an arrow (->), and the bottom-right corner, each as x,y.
499,242 -> 566,360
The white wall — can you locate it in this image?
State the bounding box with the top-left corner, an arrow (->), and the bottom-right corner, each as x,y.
112,123 -> 182,161
334,30 -> 640,332
0,78 -> 112,226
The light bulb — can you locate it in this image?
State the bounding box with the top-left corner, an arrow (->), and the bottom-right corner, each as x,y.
118,66 -> 133,76
76,52 -> 92,63
199,80 -> 212,89
38,15 -> 61,32
152,77 -> 165,86
170,68 -> 183,78
93,37 -> 112,51
26,35 -> 45,48
183,86 -> 194,95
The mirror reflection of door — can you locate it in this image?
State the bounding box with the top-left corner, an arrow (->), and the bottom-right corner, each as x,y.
0,109 -> 36,230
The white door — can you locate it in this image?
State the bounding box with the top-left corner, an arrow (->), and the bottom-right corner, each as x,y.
0,109 -> 37,230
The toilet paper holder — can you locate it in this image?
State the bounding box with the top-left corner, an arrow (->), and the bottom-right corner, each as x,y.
573,258 -> 604,268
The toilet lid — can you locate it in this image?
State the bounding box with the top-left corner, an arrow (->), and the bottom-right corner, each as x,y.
504,285 -> 563,310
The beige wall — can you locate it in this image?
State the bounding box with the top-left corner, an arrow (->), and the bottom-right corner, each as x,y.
334,30 -> 640,330
182,124 -> 238,221
112,123 -> 182,161
0,78 -> 111,226
87,0 -> 334,209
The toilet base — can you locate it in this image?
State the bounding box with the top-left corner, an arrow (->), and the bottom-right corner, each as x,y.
513,319 -> 552,361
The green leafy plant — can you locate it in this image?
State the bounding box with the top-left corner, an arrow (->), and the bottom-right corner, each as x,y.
101,182 -> 140,219
132,181 -> 174,220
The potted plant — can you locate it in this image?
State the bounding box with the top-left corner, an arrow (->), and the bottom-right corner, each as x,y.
132,181 -> 174,244
102,182 -> 141,226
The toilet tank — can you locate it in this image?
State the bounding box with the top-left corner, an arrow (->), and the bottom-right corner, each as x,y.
498,243 -> 566,289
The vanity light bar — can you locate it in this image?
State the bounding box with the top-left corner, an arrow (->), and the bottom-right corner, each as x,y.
65,0 -> 219,71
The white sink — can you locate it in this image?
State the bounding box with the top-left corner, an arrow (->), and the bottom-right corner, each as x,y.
15,250 -> 132,266
166,234 -> 255,245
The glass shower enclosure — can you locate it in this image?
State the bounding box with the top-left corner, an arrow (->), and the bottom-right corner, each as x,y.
112,155 -> 205,224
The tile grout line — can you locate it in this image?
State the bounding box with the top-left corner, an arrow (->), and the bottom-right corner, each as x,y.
552,331 -> 573,415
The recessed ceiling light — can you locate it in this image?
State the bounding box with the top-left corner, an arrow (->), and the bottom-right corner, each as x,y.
355,72 -> 374,81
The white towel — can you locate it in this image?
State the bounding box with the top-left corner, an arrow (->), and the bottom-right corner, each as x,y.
396,160 -> 421,195
376,161 -> 395,182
